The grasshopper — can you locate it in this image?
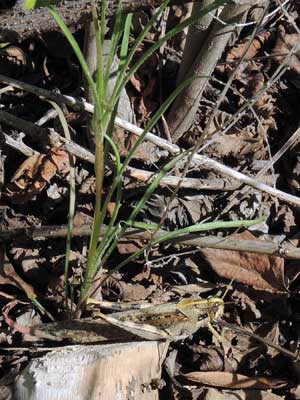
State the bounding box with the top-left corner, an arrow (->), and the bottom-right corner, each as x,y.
92,297 -> 224,341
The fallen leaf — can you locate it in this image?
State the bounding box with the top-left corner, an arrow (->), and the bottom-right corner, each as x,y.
271,25 -> 300,76
183,371 -> 288,389
201,231 -> 285,293
185,344 -> 224,372
130,74 -> 142,92
50,148 -> 70,175
5,147 -> 68,203
39,157 -> 57,182
117,239 -> 144,255
0,246 -> 37,300
120,282 -> 155,302
225,31 -> 272,65
205,388 -> 284,400
10,153 -> 44,190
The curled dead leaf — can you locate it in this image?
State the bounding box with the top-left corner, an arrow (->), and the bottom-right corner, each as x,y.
225,31 -> 272,64
5,147 -> 69,203
271,25 -> 300,76
0,45 -> 28,77
10,153 -> 44,190
0,246 -> 36,300
50,148 -> 70,175
39,157 -> 57,182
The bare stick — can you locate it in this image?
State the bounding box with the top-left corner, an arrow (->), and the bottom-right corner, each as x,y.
0,111 -> 241,192
1,224 -> 299,259
0,75 -> 299,206
0,109 -> 95,164
0,131 -> 37,157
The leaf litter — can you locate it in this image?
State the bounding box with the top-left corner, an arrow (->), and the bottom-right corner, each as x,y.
1,1 -> 300,399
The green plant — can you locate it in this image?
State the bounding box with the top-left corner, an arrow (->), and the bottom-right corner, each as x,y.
25,0 -> 262,316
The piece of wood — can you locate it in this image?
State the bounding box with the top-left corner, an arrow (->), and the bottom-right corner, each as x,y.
14,341 -> 167,400
0,0 -> 195,41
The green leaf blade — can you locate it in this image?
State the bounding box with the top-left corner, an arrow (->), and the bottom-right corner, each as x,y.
24,0 -> 61,10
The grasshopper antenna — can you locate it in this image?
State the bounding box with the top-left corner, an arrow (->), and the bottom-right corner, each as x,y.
221,258 -> 240,300
221,276 -> 235,301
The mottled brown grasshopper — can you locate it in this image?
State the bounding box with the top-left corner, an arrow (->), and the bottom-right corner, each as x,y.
91,297 -> 224,341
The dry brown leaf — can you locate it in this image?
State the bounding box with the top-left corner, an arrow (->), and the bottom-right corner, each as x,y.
205,388 -> 284,400
0,45 -> 28,77
120,282 -> 155,302
10,153 -> 44,190
130,74 -> 142,92
201,231 -> 285,292
244,71 -> 265,97
225,32 -> 272,64
112,127 -> 160,162
5,147 -> 69,203
73,210 -> 93,227
50,148 -> 70,175
186,345 -> 224,372
209,131 -> 261,159
183,371 -> 288,390
39,157 -> 57,182
0,247 -> 36,300
271,25 -> 300,76
117,239 -> 144,255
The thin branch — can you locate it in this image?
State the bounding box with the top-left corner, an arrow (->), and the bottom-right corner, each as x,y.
2,119 -> 242,192
0,75 -> 300,206
1,224 -> 299,259
0,131 -> 37,157
217,320 -> 298,361
0,109 -> 95,164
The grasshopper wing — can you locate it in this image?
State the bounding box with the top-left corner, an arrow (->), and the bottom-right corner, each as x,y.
94,312 -> 171,341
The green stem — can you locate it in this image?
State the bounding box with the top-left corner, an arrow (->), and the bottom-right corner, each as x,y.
82,128 -> 104,298
112,217 -> 266,275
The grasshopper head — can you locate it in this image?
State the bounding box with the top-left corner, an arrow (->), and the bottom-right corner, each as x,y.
207,297 -> 224,321
177,297 -> 224,322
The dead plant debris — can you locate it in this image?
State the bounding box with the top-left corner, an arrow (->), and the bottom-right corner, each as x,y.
1,1 -> 300,399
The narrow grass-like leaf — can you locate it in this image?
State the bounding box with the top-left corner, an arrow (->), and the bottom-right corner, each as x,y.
24,0 -> 60,9
90,0 -> 104,119
82,75 -> 197,291
47,6 -> 100,114
111,0 -> 229,110
109,0 -> 171,110
120,13 -> 132,68
111,217 -> 267,275
104,0 -> 124,94
92,150 -> 191,274
92,74 -> 195,256
48,0 -> 233,310
46,100 -> 76,314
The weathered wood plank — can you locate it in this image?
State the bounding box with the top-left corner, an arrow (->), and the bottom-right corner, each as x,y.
14,341 -> 168,400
